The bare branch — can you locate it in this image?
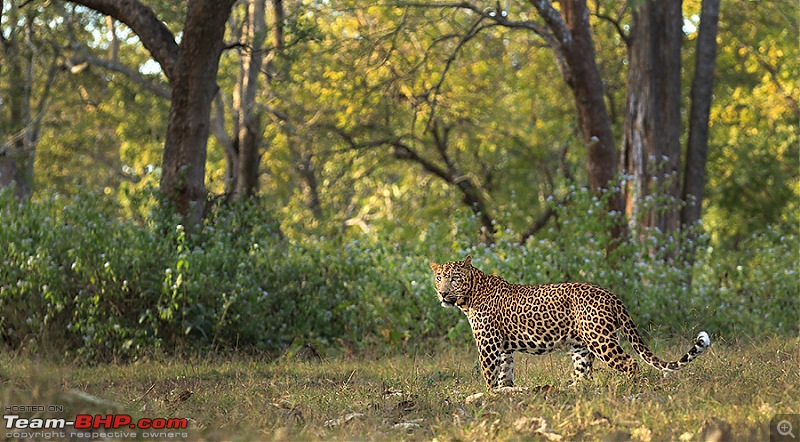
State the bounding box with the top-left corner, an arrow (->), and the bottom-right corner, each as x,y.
391,0 -> 567,119
398,1 -> 552,37
519,206 -> 556,244
391,140 -> 454,184
67,50 -> 172,99
592,1 -> 629,46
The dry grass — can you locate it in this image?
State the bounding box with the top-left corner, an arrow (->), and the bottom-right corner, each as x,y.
1,335 -> 798,441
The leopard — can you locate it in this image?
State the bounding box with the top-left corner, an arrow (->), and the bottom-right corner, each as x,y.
429,255 -> 710,391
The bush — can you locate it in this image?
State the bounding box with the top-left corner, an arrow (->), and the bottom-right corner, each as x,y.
0,186 -> 796,362
0,189 -> 378,360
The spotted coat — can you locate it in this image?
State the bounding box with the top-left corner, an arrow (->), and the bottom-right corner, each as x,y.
430,256 -> 710,391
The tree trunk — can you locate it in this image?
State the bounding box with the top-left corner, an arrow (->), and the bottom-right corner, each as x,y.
159,0 -> 237,226
0,7 -> 56,201
558,0 -> 619,196
0,55 -> 28,200
621,0 -> 683,236
232,0 -> 266,202
681,0 -> 721,230
69,0 -> 236,227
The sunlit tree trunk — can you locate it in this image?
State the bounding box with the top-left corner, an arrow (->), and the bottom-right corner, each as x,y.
620,0 -> 683,237
0,55 -> 29,199
0,5 -> 57,201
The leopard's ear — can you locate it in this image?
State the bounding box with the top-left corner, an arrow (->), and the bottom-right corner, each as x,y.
463,255 -> 472,266
430,261 -> 441,272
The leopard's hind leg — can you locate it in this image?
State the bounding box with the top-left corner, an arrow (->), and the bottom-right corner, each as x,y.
569,345 -> 595,383
586,334 -> 640,376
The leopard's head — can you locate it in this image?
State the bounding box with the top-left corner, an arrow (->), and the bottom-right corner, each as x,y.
429,255 -> 473,308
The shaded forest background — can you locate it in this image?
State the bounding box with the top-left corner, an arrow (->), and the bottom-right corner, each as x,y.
0,0 -> 797,361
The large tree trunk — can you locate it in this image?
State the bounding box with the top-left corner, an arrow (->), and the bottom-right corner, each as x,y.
558,0 -> 619,196
681,0 -> 721,230
621,0 -> 683,236
69,0 -> 236,227
0,55 -> 28,200
160,0 -> 236,226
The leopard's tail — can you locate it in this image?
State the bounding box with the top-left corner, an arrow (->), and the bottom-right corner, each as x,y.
617,301 -> 710,375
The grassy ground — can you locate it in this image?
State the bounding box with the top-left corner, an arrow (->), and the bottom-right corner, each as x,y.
1,335 -> 797,441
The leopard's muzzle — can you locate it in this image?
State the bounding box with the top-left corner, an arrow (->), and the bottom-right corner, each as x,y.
439,291 -> 458,307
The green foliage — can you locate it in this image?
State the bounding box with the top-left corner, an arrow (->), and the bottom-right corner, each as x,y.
703,0 -> 799,246
692,224 -> 799,335
1,187 -> 796,362
13,0 -> 795,254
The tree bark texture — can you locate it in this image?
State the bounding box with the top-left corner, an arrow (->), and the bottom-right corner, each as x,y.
160,0 -> 237,226
681,0 -> 721,229
556,0 -> 619,196
621,0 -> 683,235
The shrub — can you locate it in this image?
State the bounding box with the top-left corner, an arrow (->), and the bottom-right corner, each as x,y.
0,186 -> 796,363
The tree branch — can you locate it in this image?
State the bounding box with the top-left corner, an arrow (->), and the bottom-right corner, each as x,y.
391,140 -> 454,184
519,206 -> 556,244
65,0 -> 180,81
67,50 -> 171,99
528,0 -> 572,49
592,1 -> 630,46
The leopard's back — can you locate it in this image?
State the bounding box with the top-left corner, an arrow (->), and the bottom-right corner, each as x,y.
469,279 -> 624,349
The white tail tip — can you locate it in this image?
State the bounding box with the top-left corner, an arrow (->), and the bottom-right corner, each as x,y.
697,331 -> 710,348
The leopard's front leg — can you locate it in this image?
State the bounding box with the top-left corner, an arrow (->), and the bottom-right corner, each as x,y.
473,331 -> 503,390
498,351 -> 515,387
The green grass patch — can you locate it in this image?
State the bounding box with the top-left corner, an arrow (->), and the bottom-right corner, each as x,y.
2,336 -> 797,441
